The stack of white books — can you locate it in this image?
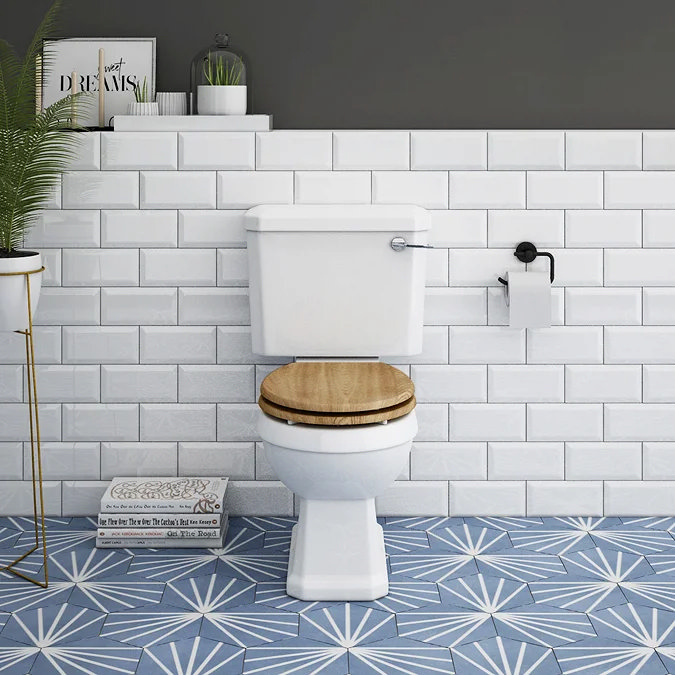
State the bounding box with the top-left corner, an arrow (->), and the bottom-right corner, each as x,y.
96,477 -> 228,549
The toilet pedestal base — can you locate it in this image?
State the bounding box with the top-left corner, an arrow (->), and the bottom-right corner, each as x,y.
286,497 -> 388,601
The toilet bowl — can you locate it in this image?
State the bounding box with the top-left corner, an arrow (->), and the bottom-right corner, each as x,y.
258,361 -> 417,601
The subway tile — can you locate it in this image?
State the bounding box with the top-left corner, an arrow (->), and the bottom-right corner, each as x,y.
63,326 -> 139,364
141,326 -> 216,364
449,403 -> 525,441
33,365 -> 100,403
376,481 -> 449,516
34,288 -> 100,325
527,171 -> 603,209
217,327 -> 291,365
217,171 -> 293,209
450,171 -> 526,209
644,365 -> 675,402
527,482 -> 603,516
101,132 -> 178,169
40,250 -> 62,287
605,404 -> 675,440
605,327 -> 675,363
566,131 -> 642,170
413,404 -> 449,441
605,249 -> 675,286
179,442 -> 255,480
644,443 -> 675,479
488,287 -> 564,326
31,442 -> 100,480
565,365 -> 642,403
333,131 -> 409,170
565,442 -> 642,480
294,171 -> 371,204
62,249 -> 138,287
0,443 -> 24,480
527,326 -> 603,364
63,404 -> 138,441
100,442 -> 177,479
527,403 -> 603,441
0,366 -> 22,403
373,171 -> 448,209
643,131 -> 675,169
425,248 -> 449,287
643,210 -> 675,247
0,403 -> 60,441
255,442 -> 276,480
450,326 -> 525,364
0,481 -> 61,516
488,131 -> 564,169
102,288 -> 177,325
141,249 -> 216,286
424,288 -> 486,325
256,131 -> 332,170
216,403 -> 261,442
179,288 -> 249,325
179,365 -> 254,403
179,132 -> 255,170
410,442 -> 487,480
605,481 -> 675,515
565,288 -> 641,325
101,210 -> 178,247
411,365 -> 486,403
529,249 -> 603,287
429,210 -> 487,247
25,211 -> 100,248
141,404 -> 216,441
411,131 -> 486,170
179,210 -> 247,248
565,210 -> 642,247
44,179 -> 61,209
67,132 -> 100,170
101,365 -> 177,403
450,481 -> 526,516
487,210 -> 564,248
488,442 -> 564,479
449,249 -> 523,286
217,249 -> 249,286
605,171 -> 675,208
62,171 -> 139,209
141,171 -> 216,209
0,326 -> 61,365
488,365 -> 564,402
225,481 -> 294,516
386,326 -> 450,365
62,481 -> 109,516
644,289 -> 675,325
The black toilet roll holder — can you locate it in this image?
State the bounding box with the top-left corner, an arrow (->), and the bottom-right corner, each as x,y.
497,242 -> 555,286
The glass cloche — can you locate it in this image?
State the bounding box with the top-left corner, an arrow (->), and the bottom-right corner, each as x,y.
189,33 -> 247,115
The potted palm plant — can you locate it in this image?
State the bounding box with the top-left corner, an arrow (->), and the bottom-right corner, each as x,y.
0,0 -> 87,331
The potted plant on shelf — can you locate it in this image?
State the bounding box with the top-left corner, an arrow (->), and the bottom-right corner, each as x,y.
0,0 -> 88,331
196,44 -> 246,114
127,75 -> 158,115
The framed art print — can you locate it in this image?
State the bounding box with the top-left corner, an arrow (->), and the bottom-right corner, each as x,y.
41,37 -> 156,127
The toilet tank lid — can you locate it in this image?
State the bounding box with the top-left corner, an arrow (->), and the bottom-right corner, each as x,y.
244,204 -> 430,232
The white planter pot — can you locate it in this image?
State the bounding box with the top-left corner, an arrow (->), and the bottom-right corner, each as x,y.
0,252 -> 43,332
197,85 -> 247,115
127,102 -> 159,115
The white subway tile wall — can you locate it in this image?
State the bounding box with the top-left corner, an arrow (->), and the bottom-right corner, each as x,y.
6,130 -> 675,516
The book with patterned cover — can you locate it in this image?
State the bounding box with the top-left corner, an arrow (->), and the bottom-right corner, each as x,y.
100,477 -> 228,513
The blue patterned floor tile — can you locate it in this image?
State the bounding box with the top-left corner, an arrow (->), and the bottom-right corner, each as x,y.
389,552 -> 478,582
263,529 -> 292,552
451,635 -> 560,674
439,573 -> 533,612
493,603 -> 596,647
589,528 -> 675,555
647,553 -> 675,577
67,573 -> 165,613
49,546 -> 132,582
427,524 -> 512,555
164,572 -> 255,612
224,525 -> 266,552
555,637 -> 667,674
300,603 -> 396,647
128,549 -> 220,583
590,602 -> 675,647
539,517 -> 624,531
216,547 -> 290,583
0,578 -> 73,612
0,528 -> 20,552
349,637 -> 454,674
354,580 -> 442,613
243,637 -> 347,675
15,527 -> 98,555
236,516 -> 297,531
463,516 -> 543,532
0,636 -> 38,674
622,517 -> 675,532
561,546 -> 654,581
0,517 -> 70,531
529,573 -> 626,613
31,636 -> 142,675
199,602 -> 299,647
68,516 -> 98,530
101,605 -> 202,648
2,602 -> 106,647
254,581 -> 340,614
620,574 -> 675,611
383,528 -> 430,554
395,606 -> 496,647
138,635 -> 244,675
0,551 -> 43,581
384,517 -> 464,531
509,527 -> 598,556
476,550 -> 567,582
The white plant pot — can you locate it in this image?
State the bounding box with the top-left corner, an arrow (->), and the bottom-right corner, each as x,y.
127,102 -> 159,115
197,85 -> 247,115
0,252 -> 43,332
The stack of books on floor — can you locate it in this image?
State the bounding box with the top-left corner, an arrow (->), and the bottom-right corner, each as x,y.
96,476 -> 228,549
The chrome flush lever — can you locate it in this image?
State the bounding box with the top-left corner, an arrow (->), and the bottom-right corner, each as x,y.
390,237 -> 434,252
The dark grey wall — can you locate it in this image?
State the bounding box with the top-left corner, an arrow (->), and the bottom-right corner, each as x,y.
4,0 -> 675,129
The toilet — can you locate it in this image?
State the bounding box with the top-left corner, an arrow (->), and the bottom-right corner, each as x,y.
245,204 -> 430,601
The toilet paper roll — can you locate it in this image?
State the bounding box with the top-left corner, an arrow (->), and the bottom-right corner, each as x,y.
504,271 -> 551,329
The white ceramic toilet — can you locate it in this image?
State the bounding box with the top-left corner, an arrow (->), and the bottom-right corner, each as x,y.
245,204 -> 430,601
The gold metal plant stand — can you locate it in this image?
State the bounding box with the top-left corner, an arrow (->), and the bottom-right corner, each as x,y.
0,266 -> 48,587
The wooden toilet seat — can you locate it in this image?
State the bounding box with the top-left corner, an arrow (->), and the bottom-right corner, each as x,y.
258,362 -> 416,426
